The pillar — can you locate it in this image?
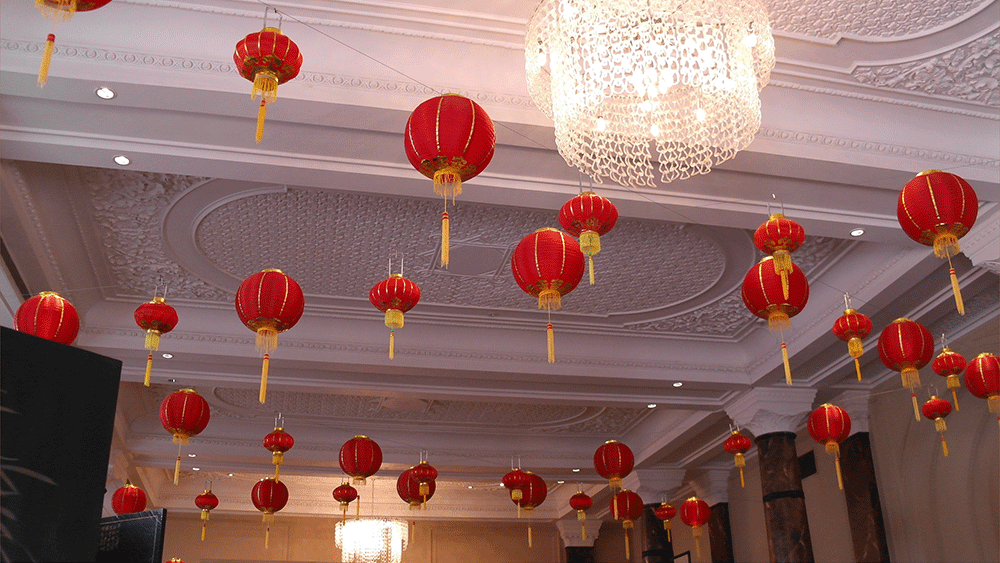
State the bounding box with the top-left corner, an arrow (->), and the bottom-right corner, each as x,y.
622,468 -> 685,563
556,519 -> 595,563
692,467 -> 734,563
641,503 -> 673,563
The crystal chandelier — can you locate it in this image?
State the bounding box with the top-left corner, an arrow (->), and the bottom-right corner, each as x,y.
335,519 -> 409,563
525,0 -> 775,187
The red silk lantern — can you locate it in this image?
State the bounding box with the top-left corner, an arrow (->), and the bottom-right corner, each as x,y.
832,306 -> 873,382
513,472 -> 546,548
234,27 -> 303,143
680,497 -> 711,559
369,273 -> 421,360
502,468 -> 531,508
194,489 -> 219,541
558,191 -> 619,285
569,491 -> 593,540
251,477 -> 288,549
654,502 -> 677,541
15,291 -> 79,345
511,228 -> 586,362
807,403 -> 851,490
263,426 -> 294,481
134,296 -> 178,387
922,396 -> 953,456
754,213 -> 805,300
235,269 -> 305,404
34,0 -> 112,87
411,460 -> 438,507
723,430 -> 753,488
965,353 -> 1000,419
397,467 -> 436,509
933,347 -> 967,411
878,318 -> 934,420
159,388 -> 211,485
404,94 -> 496,268
339,435 -> 382,485
611,490 -> 644,560
111,481 -> 147,514
742,257 -> 809,385
898,170 -> 979,315
593,440 -> 634,490
332,482 -> 359,522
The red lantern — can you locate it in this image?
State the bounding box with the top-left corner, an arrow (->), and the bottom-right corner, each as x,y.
742,257 -> 809,385
723,430 -> 753,488
369,273 -> 421,360
134,296 -> 178,387
593,440 -> 634,490
194,489 -> 219,541
753,213 -> 805,300
34,0 -> 112,87
965,353 -> 1000,418
263,426 -> 294,481
234,27 -> 303,143
922,396 -> 953,456
878,318 -> 934,420
832,306 -> 873,382
654,502 -> 677,541
511,228 -> 586,362
339,435 -> 383,485
159,388 -> 211,485
502,468 -> 531,508
14,291 -> 79,345
111,481 -> 147,514
404,94 -> 496,268
512,472 -> 546,548
569,491 -> 593,540
251,477 -> 288,549
933,346 -> 967,410
680,497 -> 711,559
611,490 -> 644,560
558,191 -> 619,285
235,269 -> 305,404
397,467 -> 436,509
332,482 -> 359,522
410,460 -> 438,508
807,403 -> 851,490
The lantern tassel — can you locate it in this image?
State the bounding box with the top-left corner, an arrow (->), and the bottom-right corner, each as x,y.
854,357 -> 862,382
588,256 -> 595,286
901,367 -> 921,391
624,529 -> 631,560
940,434 -> 949,456
581,520 -> 586,540
547,323 -> 555,364
950,267 -> 965,315
782,341 -> 792,386
739,466 -> 746,488
389,329 -> 395,360
666,521 -> 671,542
441,211 -> 449,268
260,353 -> 269,404
951,389 -> 960,411
265,525 -> 270,549
528,524 -> 533,548
274,462 -> 280,482
911,392 -> 920,421
202,522 -> 207,541
38,33 -> 55,88
144,353 -> 154,387
433,168 -> 462,200
835,454 -> 844,490
256,101 -> 267,144
174,455 -> 181,485
693,525 -> 702,559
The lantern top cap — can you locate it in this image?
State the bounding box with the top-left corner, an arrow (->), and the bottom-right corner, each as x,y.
976,352 -> 996,359
202,489 -> 213,494
767,213 -> 786,220
178,388 -> 198,394
353,434 -> 370,439
660,501 -> 672,507
929,395 -> 940,401
272,426 -> 285,432
534,227 -> 560,233
604,439 -> 619,444
38,291 -> 63,297
417,460 -> 431,465
262,268 -> 284,273
123,482 -> 140,489
389,273 -> 403,278
686,496 -> 701,501
818,402 -> 834,408
260,26 -> 282,34
892,317 -> 913,324
916,169 -> 943,177
730,429 -> 742,436
939,348 -> 955,354
843,308 -> 857,315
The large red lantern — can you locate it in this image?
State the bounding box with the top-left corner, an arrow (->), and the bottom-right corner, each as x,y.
234,27 -> 303,143
922,396 -> 953,457
404,94 -> 496,268
723,430 -> 753,488
195,489 -> 219,541
569,491 -> 593,540
369,273 -> 421,359
558,191 -> 619,285
15,291 -> 79,345
593,440 -> 634,490
34,0 -> 113,87
611,490 -> 644,560
502,468 -> 531,511
397,467 -> 436,509
878,318 -> 934,420
742,257 -> 809,385
680,497 -> 711,559
832,303 -> 873,382
654,502 -> 677,541
511,228 -> 586,363
134,296 -> 179,387
332,482 -> 359,522
251,477 -> 288,549
807,403 -> 851,490
965,353 -> 1000,419
235,269 -> 305,404
512,472 -> 546,548
263,425 -> 294,481
898,170 -> 979,315
339,435 -> 383,485
410,460 -> 438,508
933,345 -> 967,410
159,389 -> 211,485
753,213 -> 805,299
111,481 -> 147,515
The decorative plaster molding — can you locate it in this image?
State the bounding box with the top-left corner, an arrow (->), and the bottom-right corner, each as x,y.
1,162 -> 68,291
620,468 -> 686,500
961,208 -> 1000,269
724,387 -> 818,436
767,0 -> 989,40
831,390 -> 872,434
691,468 -> 732,506
555,519 -> 597,547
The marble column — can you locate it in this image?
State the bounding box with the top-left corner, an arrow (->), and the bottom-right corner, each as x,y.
692,467 -> 734,563
641,503 -> 673,563
556,519 -> 595,563
622,468 -> 685,563
708,502 -> 735,563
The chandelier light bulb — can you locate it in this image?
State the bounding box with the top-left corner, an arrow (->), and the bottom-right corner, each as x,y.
596,117 -> 607,132
695,108 -> 707,122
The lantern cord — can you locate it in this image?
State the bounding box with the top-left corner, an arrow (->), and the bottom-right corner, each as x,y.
144,353 -> 154,387
948,255 -> 965,315
38,28 -> 56,88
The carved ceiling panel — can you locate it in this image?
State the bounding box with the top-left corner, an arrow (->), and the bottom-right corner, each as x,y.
766,0 -> 988,39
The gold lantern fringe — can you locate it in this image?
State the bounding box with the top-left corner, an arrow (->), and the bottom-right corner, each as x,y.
901,367 -> 920,390
933,232 -> 960,260
949,267 -> 965,315
935,417 -> 947,434
781,341 -> 792,386
666,520 -> 672,542
419,482 -> 430,496
252,70 -> 279,104
735,452 -> 746,488
547,323 -> 555,364
272,451 -> 284,466
38,33 -> 55,87
692,525 -> 703,559
511,489 -> 523,501
772,250 -> 792,299
768,310 -> 790,332
433,168 -> 462,200
577,510 -> 587,540
989,395 -> 999,414
580,230 -> 600,285
608,476 -> 622,490
946,374 -> 961,411
146,329 -> 162,351
538,288 -> 562,310
848,337 -> 864,381
386,309 -> 404,360
35,0 -> 77,22
441,211 -> 450,267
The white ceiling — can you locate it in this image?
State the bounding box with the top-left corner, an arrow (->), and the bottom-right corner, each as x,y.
1,0 -> 997,524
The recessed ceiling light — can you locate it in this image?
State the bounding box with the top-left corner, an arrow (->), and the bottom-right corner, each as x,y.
161,353 -> 173,359
167,378 -> 176,383
113,155 -> 130,166
228,473 -> 234,477
647,403 -> 657,409
192,467 -> 200,471
95,87 -> 116,100
572,468 -> 580,473
557,480 -> 565,484
850,228 -> 865,237
673,382 -> 683,387
188,453 -> 196,458
468,485 -> 474,489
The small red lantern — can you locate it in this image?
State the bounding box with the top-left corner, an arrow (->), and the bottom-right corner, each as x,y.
611,490 -> 644,560
369,273 -> 421,360
878,318 -> 934,420
134,296 -> 179,387
502,468 -> 531,510
410,460 -> 438,508
593,440 -> 634,490
404,94 -> 496,268
166,559 -> 184,563
339,435 -> 383,485
511,228 -> 586,363
251,477 -> 288,549
832,303 -> 873,382
332,482 -> 359,522
742,257 -> 809,385
111,481 -> 147,514
397,467 -> 436,509
263,425 -> 294,481
34,0 -> 113,87
807,403 -> 851,490
512,472 -> 546,548
933,345 -> 967,410
14,291 -> 79,345
235,269 -> 305,404
753,213 -> 805,300
234,26 -> 303,143
680,497 -> 711,559
897,170 -> 979,315
723,430 -> 753,488
922,396 -> 953,456
654,502 -> 677,541
965,353 -> 1000,418
194,489 -> 219,541
569,491 -> 593,540
558,191 -> 619,285
159,388 -> 211,485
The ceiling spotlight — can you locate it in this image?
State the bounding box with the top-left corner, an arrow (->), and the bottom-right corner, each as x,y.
673,382 -> 683,387
557,480 -> 565,484
113,155 -> 130,166
468,485 -> 474,489
850,228 -> 865,237
647,403 -> 657,409
188,453 -> 196,458
161,353 -> 173,359
192,467 -> 200,471
167,378 -> 176,383
572,468 -> 581,473
95,87 -> 116,100
228,473 -> 234,477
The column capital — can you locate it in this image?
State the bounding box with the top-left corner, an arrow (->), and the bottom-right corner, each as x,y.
961,208 -> 999,272
556,519 -> 596,547
621,468 -> 686,501
725,387 -> 817,436
691,467 -> 732,506
830,390 -> 871,434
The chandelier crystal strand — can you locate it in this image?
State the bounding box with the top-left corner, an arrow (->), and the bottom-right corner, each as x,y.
335,519 -> 409,563
526,0 -> 775,187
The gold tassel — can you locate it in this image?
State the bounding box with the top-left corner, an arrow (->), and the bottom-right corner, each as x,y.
547,323 -> 555,364
940,434 -> 949,457
947,374 -> 961,411
581,520 -> 586,540
145,330 -> 161,351
441,211 -> 449,268
854,357 -> 862,382
588,256 -> 595,286
260,353 -> 269,404
272,451 -> 283,465
667,521 -> 671,543
950,268 -> 965,315
420,482 -> 429,496
433,168 -> 462,200
389,330 -> 395,360
174,455 -> 181,485
911,392 -> 920,421
735,452 -> 746,467
256,101 -> 267,144
202,522 -> 207,541
901,367 -> 921,390
528,525 -> 533,548
385,309 -> 404,329
834,455 -> 844,490
538,289 -> 562,310
693,526 -> 702,559
511,489 -> 522,501
782,342 -> 792,386
256,326 -> 279,354
274,463 -> 280,483
38,33 -> 55,87
624,528 -> 631,560
933,232 -> 960,259
773,250 -> 792,299
951,388 -> 961,411
517,502 -> 522,519
847,337 -> 863,358
265,526 -> 270,549
935,418 -> 947,433
144,353 -> 154,387
768,311 -> 791,332
739,466 -> 745,488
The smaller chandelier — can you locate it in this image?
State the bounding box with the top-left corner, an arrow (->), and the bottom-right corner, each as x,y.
526,0 -> 775,187
335,519 -> 409,563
